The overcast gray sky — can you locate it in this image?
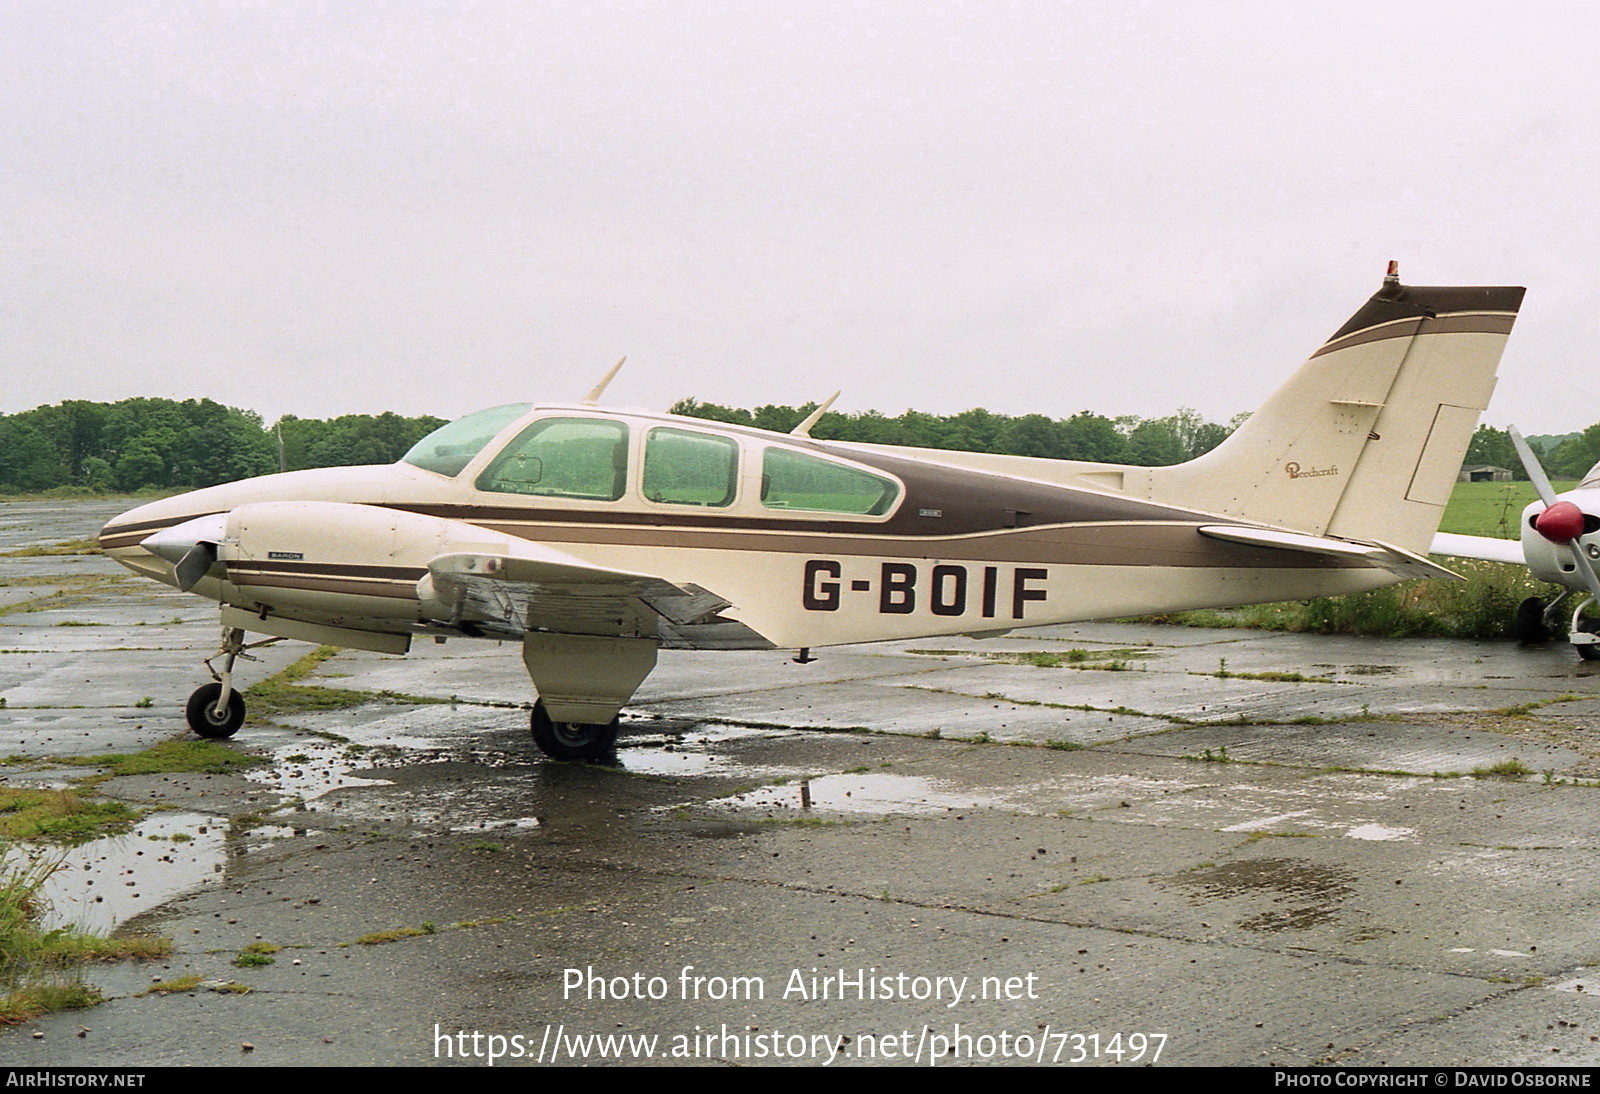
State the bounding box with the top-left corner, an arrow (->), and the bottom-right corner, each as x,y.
6,1 -> 1598,433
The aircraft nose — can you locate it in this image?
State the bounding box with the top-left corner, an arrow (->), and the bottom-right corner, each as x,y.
1534,500 -> 1587,544
140,513 -> 227,591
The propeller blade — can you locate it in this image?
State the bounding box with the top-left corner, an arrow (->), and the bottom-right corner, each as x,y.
172,542 -> 218,592
1510,426 -> 1558,507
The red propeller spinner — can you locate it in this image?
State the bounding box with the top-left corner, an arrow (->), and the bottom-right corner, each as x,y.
1534,500 -> 1587,544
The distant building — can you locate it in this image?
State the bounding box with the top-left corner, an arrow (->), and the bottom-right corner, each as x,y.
1458,464 -> 1512,483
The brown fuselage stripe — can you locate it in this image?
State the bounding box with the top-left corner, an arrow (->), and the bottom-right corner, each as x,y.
467,519 -> 1362,568
199,520 -> 1361,575
224,569 -> 419,600
228,560 -> 424,580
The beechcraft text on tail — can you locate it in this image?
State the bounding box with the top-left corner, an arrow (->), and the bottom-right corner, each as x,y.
98,266 -> 1525,760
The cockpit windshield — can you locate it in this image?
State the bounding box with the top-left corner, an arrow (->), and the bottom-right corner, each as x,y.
401,403 -> 533,477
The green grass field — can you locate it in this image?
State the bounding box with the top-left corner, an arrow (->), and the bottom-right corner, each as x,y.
1436,480 -> 1576,538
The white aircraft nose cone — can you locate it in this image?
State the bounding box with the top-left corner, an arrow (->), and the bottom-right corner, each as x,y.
141,513 -> 227,565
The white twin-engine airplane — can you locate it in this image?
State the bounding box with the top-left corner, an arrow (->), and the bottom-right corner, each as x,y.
99,266 -> 1524,760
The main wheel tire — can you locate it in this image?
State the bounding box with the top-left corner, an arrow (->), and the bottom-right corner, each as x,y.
530,701 -> 619,761
1576,619 -> 1600,662
186,683 -> 245,738
1515,597 -> 1552,644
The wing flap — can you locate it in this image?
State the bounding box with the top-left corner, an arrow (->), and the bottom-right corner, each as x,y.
423,549 -> 773,649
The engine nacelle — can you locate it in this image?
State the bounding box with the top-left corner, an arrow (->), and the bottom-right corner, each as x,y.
218,500 -> 516,625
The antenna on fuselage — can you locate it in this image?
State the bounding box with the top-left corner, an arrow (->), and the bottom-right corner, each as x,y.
791,390 -> 841,438
582,356 -> 627,406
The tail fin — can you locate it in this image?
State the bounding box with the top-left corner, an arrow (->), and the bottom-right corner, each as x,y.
1143,270 -> 1524,553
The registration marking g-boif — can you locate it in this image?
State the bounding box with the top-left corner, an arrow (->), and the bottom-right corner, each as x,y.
803,560 -> 1047,619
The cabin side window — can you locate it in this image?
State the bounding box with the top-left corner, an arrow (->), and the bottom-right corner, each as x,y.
643,427 -> 739,507
476,417 -> 630,501
760,448 -> 900,516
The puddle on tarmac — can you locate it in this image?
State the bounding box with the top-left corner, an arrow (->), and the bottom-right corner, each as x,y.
302,777 -> 548,830
450,815 -> 542,833
1041,773 -> 1193,812
1549,976 -> 1600,995
243,719 -> 800,829
619,723 -> 798,776
620,748 -> 720,776
1344,823 -> 1415,841
711,773 -> 1002,816
2,812 -> 225,933
241,823 -> 311,853
1162,857 -> 1357,932
245,740 -> 395,804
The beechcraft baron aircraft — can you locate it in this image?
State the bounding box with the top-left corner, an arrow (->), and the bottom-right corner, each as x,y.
1432,428 -> 1600,659
99,265 -> 1524,760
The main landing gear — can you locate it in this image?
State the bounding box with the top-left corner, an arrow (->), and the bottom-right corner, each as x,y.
183,626 -> 280,739
1515,592 -> 1600,662
1514,590 -> 1571,645
520,633 -> 655,763
529,701 -> 620,761
1573,601 -> 1600,662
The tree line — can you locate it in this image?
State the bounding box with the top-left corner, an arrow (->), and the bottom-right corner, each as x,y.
670,399 -> 1244,466
1465,425 -> 1599,481
1,395 -> 1587,494
0,398 -> 443,494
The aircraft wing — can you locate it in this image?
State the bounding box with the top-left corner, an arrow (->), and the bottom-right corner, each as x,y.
1198,525 -> 1462,581
424,548 -> 775,650
1429,531 -> 1527,566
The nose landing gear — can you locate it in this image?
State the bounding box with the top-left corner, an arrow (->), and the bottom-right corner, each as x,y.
183,626 -> 282,738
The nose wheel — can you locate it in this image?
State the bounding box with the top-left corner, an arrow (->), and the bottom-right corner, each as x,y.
186,683 -> 246,738
183,626 -> 281,739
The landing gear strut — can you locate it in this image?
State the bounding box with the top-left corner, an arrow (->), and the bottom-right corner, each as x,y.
529,700 -> 619,761
183,627 -> 280,738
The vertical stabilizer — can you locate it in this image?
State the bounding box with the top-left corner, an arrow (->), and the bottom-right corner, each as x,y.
1144,274 -> 1524,553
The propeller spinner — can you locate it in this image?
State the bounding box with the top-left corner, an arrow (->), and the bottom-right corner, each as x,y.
1533,500 -> 1587,544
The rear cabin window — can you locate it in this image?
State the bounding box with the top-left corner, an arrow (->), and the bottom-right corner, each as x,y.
643,427 -> 739,507
760,448 -> 899,516
401,403 -> 532,477
476,417 -> 629,501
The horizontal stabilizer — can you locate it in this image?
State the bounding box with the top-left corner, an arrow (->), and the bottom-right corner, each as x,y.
1430,531 -> 1526,566
1198,524 -> 1462,582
